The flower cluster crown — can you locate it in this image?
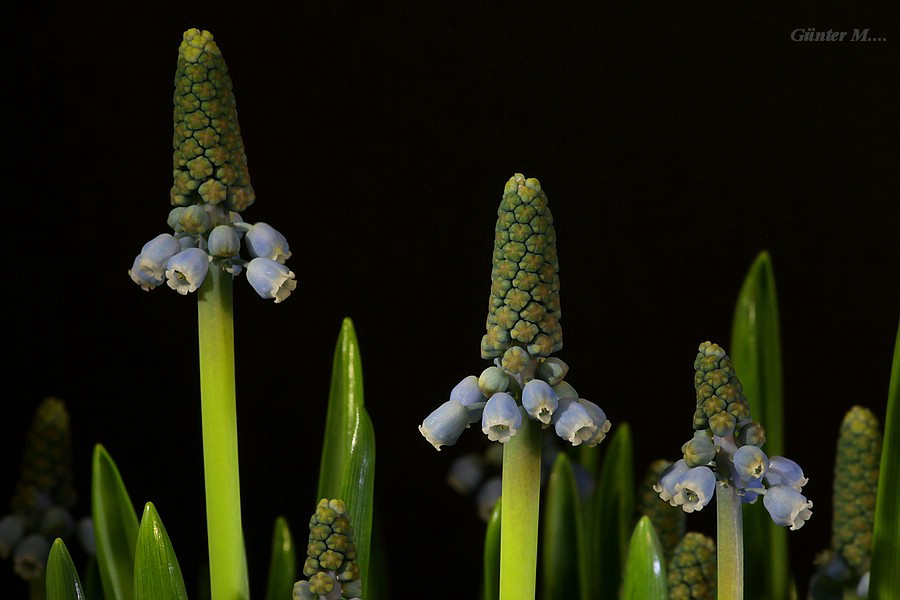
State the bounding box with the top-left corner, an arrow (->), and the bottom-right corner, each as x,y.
293,499 -> 362,600
128,29 -> 296,302
654,342 -> 813,530
419,174 -> 610,451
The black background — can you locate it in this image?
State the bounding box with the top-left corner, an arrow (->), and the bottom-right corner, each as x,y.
6,2 -> 899,599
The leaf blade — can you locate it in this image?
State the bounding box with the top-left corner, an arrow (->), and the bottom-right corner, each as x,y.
316,318 -> 376,597
483,498 -> 501,600
542,453 -> 588,600
133,502 -> 188,600
46,539 -> 86,600
870,321 -> 900,600
91,444 -> 139,600
264,516 -> 296,600
620,517 -> 668,600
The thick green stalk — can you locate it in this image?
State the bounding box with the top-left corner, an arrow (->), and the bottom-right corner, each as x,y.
716,481 -> 744,600
500,414 -> 541,600
198,266 -> 248,600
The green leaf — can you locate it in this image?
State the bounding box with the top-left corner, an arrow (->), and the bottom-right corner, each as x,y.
483,498 -> 501,600
91,444 -> 139,600
367,514 -> 391,600
46,539 -> 85,600
82,556 -> 104,600
133,503 -> 188,600
870,321 -> 900,600
317,318 -> 376,598
730,251 -> 789,600
542,453 -> 588,600
585,422 -> 634,600
265,516 -> 296,600
620,517 -> 667,600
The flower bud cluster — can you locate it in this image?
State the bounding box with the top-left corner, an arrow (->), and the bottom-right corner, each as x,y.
293,499 -> 362,600
831,406 -> 881,575
667,532 -> 716,600
129,29 -> 296,303
1,399 -> 92,581
655,342 -> 813,530
482,174 -> 562,359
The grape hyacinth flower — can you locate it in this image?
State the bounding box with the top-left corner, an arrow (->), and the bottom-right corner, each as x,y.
416,174 -> 611,600
127,29 -> 296,303
418,174 -> 610,451
654,342 -> 812,522
292,499 -> 362,600
654,342 -> 813,600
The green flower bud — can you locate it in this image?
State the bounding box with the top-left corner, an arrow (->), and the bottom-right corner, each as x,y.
483,174 -> 561,359
478,366 -> 509,396
682,431 -> 716,467
831,406 -> 881,575
171,29 -> 254,211
636,460 -> 686,562
179,204 -> 210,234
667,532 -> 716,600
691,342 -> 752,435
501,346 -> 531,374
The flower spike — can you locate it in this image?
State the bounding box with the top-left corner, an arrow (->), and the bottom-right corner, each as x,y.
128,29 -> 296,301
293,499 -> 362,600
655,342 -> 813,529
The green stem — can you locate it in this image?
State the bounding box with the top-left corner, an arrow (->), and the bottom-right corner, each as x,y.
500,412 -> 541,600
198,266 -> 249,600
716,480 -> 744,600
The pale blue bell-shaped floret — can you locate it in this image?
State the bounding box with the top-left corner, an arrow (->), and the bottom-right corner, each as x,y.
208,225 -> 241,257
13,533 -> 50,581
38,506 -> 73,539
682,430 -> 717,467
857,571 -> 869,598
738,476 -> 764,504
764,456 -> 808,492
478,366 -> 509,396
245,222 -> 292,263
763,483 -> 813,530
481,393 -> 522,443
552,397 -> 597,446
165,247 -> 211,294
476,476 -> 503,521
522,380 -> 559,424
552,381 -> 578,400
129,233 -> 182,290
537,357 -> 569,385
247,257 -> 297,303
733,445 -> 770,482
578,399 -> 611,447
77,517 -> 95,556
653,459 -> 690,505
0,514 -> 26,559
451,376 -> 487,423
447,453 -> 485,495
419,400 -> 470,451
673,466 -> 716,513
178,235 -> 197,250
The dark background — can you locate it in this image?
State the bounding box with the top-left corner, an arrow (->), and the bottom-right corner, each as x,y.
6,2 -> 898,599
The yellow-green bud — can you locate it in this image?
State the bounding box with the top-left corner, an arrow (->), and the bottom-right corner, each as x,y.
667,532 -> 716,600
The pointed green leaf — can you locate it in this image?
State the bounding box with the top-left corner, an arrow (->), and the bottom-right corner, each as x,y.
870,321 -> 900,600
133,503 -> 188,600
82,556 -> 104,600
542,453 -> 588,600
264,516 -> 296,600
317,318 -> 376,598
367,514 -> 391,600
46,539 -> 85,600
91,444 -> 139,600
585,423 -> 634,600
483,498 -> 501,600
620,517 -> 667,600
731,251 -> 789,600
